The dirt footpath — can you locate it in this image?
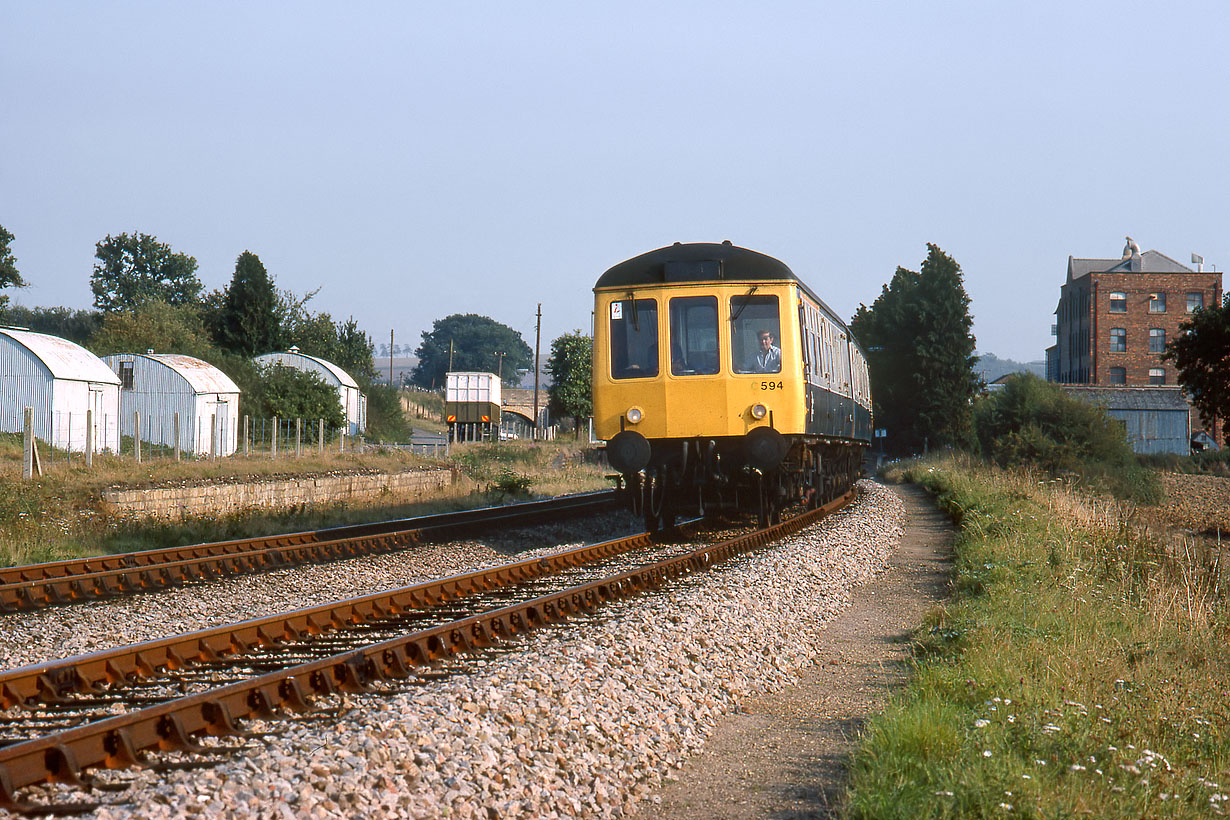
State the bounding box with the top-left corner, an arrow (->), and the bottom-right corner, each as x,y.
650,483 -> 954,819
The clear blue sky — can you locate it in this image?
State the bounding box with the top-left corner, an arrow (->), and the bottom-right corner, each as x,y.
4,1 -> 1228,366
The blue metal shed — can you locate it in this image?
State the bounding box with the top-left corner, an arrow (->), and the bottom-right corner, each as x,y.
1060,386 -> 1191,455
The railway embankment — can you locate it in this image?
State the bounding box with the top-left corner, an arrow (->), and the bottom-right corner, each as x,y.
841,459 -> 1230,819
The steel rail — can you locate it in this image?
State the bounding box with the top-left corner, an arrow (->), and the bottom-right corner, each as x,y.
0,528 -> 659,710
0,489 -> 855,811
0,491 -> 620,613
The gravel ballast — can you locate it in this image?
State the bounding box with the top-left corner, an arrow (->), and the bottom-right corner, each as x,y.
4,481 -> 905,819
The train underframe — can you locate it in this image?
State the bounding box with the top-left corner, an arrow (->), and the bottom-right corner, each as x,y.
616,434 -> 864,532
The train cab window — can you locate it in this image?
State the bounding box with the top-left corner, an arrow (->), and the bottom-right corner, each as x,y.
669,296 -> 719,376
609,298 -> 659,379
730,295 -> 781,374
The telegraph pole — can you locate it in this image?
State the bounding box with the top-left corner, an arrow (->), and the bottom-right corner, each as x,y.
389,329 -> 394,386
532,303 -> 542,437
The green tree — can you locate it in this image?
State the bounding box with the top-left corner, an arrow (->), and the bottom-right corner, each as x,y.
0,224 -> 27,308
250,365 -> 345,431
91,232 -> 202,312
89,300 -> 221,361
333,317 -> 375,382
0,305 -> 101,345
850,244 -> 979,455
215,251 -> 281,356
1164,297 -> 1230,441
545,330 -> 592,434
411,314 -> 532,389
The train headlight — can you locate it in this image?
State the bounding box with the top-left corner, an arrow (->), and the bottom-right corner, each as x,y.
625,407 -> 643,424
750,403 -> 768,420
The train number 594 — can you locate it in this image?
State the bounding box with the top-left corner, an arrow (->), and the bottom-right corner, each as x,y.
759,381 -> 784,391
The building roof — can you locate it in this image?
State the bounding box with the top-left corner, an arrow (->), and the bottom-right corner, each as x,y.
105,353 -> 241,395
1067,249 -> 1196,281
1059,386 -> 1190,412
255,350 -> 359,389
0,327 -> 121,385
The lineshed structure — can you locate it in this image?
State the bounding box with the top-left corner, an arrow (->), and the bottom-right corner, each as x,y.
1060,385 -> 1191,455
254,347 -> 367,436
0,327 -> 121,453
102,353 -> 242,456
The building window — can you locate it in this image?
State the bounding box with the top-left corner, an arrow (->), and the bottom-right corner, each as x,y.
1109,291 -> 1127,313
1187,292 -> 1204,313
118,361 -> 134,390
1149,328 -> 1166,353
1149,292 -> 1167,313
1108,367 -> 1126,384
1109,328 -> 1126,352
1149,368 -> 1166,385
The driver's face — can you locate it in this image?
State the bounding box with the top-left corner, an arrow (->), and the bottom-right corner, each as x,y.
759,334 -> 773,349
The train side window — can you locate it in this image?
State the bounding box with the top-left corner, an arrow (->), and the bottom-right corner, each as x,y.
669,296 -> 719,376
609,298 -> 659,379
730,295 -> 781,374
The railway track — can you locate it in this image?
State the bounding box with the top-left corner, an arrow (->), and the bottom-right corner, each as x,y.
0,490 -> 854,814
0,490 -> 619,614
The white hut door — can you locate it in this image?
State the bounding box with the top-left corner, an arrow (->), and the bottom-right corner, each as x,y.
88,387 -> 106,453
210,400 -> 228,456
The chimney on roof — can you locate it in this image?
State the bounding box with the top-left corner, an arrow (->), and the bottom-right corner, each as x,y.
1123,236 -> 1142,271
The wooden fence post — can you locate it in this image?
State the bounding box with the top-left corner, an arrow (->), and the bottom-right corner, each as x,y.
23,407 -> 34,480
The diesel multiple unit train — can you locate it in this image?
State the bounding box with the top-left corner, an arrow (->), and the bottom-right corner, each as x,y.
592,241 -> 872,529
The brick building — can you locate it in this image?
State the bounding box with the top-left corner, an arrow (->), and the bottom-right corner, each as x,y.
1046,237 -> 1222,448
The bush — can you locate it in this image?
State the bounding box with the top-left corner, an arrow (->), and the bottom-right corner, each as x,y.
973,374 -> 1159,503
363,383 -> 414,443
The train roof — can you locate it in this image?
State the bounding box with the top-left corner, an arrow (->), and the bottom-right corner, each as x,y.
595,241 -> 798,290
594,242 -> 857,340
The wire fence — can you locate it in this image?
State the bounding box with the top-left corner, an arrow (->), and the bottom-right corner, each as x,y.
5,407 -> 367,478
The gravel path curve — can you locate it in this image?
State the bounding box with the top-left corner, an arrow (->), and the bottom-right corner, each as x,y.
2,481 -> 903,819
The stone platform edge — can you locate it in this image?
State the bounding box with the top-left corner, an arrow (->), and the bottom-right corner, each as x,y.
99,469 -> 456,520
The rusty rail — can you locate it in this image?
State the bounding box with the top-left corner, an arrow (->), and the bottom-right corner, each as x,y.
0,490 -> 620,613
0,489 -> 854,811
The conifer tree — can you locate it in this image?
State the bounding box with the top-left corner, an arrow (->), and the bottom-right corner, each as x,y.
217,251 -> 281,356
850,244 -> 978,455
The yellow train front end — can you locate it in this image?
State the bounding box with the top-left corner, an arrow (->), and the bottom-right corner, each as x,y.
593,279 -> 806,444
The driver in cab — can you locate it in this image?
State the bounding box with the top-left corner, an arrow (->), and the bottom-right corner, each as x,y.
755,331 -> 781,373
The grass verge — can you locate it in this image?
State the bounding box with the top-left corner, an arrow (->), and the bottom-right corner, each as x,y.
844,456 -> 1230,818
0,438 -> 613,567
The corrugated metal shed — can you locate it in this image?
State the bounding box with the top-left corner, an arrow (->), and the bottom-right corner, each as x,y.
148,354 -> 241,395
102,353 -> 241,456
0,327 -> 121,452
1060,386 -> 1191,455
254,348 -> 366,436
